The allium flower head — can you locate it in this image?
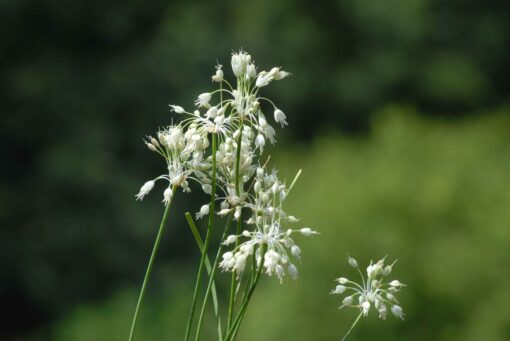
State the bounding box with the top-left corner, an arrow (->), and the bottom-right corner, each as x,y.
332,256 -> 406,321
219,168 -> 318,282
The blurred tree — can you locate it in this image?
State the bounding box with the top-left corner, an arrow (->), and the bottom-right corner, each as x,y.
1,0 -> 509,338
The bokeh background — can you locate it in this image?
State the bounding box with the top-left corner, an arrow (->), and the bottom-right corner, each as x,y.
2,0 -> 510,340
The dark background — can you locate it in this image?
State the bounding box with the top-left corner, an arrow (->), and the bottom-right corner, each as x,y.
1,0 -> 510,340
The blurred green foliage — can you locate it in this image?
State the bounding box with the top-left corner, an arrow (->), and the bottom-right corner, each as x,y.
2,0 -> 510,338
40,109 -> 510,340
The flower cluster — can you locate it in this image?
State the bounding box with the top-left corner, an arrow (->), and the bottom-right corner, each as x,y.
136,50 -> 316,282
220,168 -> 318,282
332,256 -> 405,320
136,124 -> 211,204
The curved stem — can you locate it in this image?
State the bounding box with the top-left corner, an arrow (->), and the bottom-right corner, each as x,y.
341,312 -> 363,341
193,213 -> 234,341
128,186 -> 177,341
184,133 -> 218,341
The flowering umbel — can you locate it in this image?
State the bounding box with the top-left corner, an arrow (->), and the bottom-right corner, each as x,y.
131,49 -> 317,341
332,256 -> 406,321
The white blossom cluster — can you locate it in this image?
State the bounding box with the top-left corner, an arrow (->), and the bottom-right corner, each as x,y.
136,50 -> 317,282
220,168 -> 318,282
332,256 -> 405,320
135,124 -> 211,205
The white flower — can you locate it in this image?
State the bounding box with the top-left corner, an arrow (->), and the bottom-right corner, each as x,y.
361,301 -> 371,316
332,256 -> 406,321
196,204 -> 210,219
212,65 -> 223,82
273,109 -> 288,127
288,264 -> 298,279
332,285 -> 346,294
255,74 -> 273,88
300,227 -> 318,236
136,180 -> 155,200
247,63 -> 256,79
255,134 -> 265,150
342,296 -> 353,307
162,187 -> 173,205
231,51 -> 251,77
348,256 -> 358,268
195,93 -> 212,108
169,105 -> 185,113
391,305 -> 405,320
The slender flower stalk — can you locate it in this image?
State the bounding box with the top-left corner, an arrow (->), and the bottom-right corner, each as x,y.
129,186 -> 177,341
184,133 -> 218,341
341,312 -> 363,341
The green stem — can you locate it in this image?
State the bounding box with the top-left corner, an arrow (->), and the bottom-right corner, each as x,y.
341,312 -> 363,341
184,133 -> 218,341
225,245 -> 267,341
227,117 -> 244,331
193,213 -> 234,341
128,186 -> 177,341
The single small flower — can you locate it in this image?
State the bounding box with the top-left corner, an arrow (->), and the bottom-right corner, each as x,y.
212,65 -> 223,82
300,227 -> 319,236
169,105 -> 185,113
195,93 -> 212,108
196,204 -> 210,219
274,109 -> 288,127
136,180 -> 155,200
162,187 -> 173,205
332,256 -> 405,321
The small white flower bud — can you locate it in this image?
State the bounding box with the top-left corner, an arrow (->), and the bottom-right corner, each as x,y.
348,256 -> 358,268
206,106 -> 218,118
291,245 -> 301,258
234,207 -> 241,220
288,264 -> 298,280
202,184 -> 212,194
247,63 -> 256,78
383,265 -> 392,276
337,277 -> 348,284
150,137 -> 159,147
218,208 -> 232,216
274,70 -> 290,80
299,227 -> 317,236
391,305 -> 405,320
200,204 -> 209,215
162,187 -> 172,205
195,93 -> 212,108
255,75 -> 272,88
136,180 -> 155,200
342,296 -> 353,306
332,285 -> 346,294
224,235 -> 237,245
169,105 -> 185,113
362,301 -> 371,316
242,230 -> 251,237
390,280 -> 403,287
255,134 -> 265,149
273,109 -> 288,127
212,67 -> 223,82
146,143 -> 158,152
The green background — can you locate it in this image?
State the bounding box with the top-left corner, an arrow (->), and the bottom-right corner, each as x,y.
1,0 -> 510,340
